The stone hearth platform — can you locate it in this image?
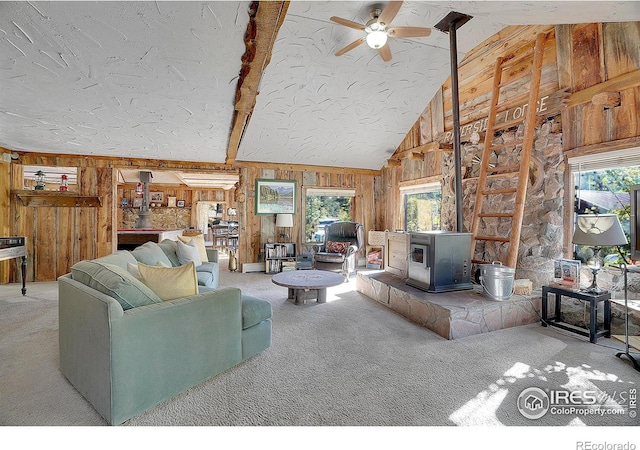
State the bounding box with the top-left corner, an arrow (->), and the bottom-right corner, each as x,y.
356,272 -> 542,340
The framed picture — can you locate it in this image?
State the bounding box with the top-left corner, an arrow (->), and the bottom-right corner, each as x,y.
149,191 -> 164,202
177,200 -> 185,208
133,198 -> 143,207
255,178 -> 297,215
167,196 -> 176,208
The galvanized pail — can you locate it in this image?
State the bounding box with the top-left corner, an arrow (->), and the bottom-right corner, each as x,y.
479,262 -> 515,301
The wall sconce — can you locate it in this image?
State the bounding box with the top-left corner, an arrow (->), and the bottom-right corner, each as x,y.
572,214 -> 628,293
275,213 -> 293,242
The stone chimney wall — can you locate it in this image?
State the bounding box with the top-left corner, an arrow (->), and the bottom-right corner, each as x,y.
441,116 -> 564,288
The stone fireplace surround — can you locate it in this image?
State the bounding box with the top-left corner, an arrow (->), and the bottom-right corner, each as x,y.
357,272 -> 542,340
356,271 -> 639,340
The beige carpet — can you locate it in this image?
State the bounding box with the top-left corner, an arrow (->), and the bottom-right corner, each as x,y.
1,266 -> 639,430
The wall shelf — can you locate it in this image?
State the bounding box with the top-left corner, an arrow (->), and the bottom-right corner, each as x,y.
12,190 -> 102,207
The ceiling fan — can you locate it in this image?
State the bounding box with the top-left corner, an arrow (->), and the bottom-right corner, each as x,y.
330,1 -> 431,62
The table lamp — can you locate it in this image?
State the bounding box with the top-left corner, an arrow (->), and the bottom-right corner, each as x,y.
572,214 -> 628,293
276,213 -> 293,242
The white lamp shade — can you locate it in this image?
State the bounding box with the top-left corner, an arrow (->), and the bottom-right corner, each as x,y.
275,213 -> 293,228
572,214 -> 628,246
366,30 -> 388,49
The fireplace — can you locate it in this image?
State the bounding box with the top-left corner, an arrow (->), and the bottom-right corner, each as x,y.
406,231 -> 473,293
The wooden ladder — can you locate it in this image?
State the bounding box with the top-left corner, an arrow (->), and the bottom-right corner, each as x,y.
470,32 -> 548,268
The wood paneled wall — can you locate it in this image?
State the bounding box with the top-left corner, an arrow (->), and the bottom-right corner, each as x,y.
5,153 -> 239,282
9,164 -> 116,281
235,166 -> 381,267
0,155 -> 10,283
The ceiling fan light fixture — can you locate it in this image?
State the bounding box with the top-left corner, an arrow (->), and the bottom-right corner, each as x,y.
366,30 -> 388,49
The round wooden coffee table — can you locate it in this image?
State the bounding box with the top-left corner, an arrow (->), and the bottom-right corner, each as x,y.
272,270 -> 345,304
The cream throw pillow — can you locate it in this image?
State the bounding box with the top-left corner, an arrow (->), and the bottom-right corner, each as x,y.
177,239 -> 202,267
177,234 -> 209,263
128,261 -> 169,280
137,261 -> 199,301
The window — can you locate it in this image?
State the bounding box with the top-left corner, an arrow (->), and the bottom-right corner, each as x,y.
304,188 -> 354,243
569,148 -> 640,262
401,182 -> 442,232
22,165 -> 77,192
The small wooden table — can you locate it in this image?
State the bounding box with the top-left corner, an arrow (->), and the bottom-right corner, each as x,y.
272,270 -> 345,304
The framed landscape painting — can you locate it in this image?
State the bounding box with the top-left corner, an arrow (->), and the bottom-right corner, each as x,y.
255,179 -> 297,215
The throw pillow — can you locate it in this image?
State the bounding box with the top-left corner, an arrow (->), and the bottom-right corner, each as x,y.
177,239 -> 202,267
326,240 -> 350,254
137,261 -> 199,301
127,262 -> 142,280
177,234 -> 209,263
71,260 -> 162,310
157,239 -> 180,267
130,241 -> 173,267
127,261 -> 168,280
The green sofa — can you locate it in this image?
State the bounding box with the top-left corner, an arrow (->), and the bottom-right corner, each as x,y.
58,241 -> 272,425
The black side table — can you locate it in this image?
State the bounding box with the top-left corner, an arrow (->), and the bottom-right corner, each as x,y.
541,285 -> 611,343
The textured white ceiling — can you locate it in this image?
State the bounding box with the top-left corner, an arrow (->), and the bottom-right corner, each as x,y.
1,1 -> 640,171
0,1 -> 250,162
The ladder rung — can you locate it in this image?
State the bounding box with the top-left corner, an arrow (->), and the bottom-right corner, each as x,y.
491,117 -> 526,132
487,165 -> 520,175
490,141 -> 524,151
474,236 -> 511,243
478,213 -> 514,218
501,47 -> 536,70
481,188 -> 517,195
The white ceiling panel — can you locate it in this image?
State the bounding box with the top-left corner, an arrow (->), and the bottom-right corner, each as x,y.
0,1 -> 250,163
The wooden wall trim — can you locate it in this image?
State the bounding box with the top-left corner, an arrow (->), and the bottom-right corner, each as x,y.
564,135 -> 640,158
235,160 -> 381,176
567,68 -> 640,108
11,151 -> 237,173
398,176 -> 442,188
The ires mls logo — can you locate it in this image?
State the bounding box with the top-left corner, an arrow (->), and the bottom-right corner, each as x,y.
517,387 -> 550,419
517,387 -> 637,419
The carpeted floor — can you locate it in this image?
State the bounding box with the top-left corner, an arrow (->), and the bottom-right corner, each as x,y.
1,265 -> 639,433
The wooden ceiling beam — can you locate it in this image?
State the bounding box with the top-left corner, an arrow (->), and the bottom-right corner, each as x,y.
226,1 -> 290,166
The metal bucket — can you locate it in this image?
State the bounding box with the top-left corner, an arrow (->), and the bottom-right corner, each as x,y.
479,262 -> 515,301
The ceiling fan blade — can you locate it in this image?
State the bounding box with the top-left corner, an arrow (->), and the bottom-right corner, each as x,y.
378,44 -> 392,62
335,37 -> 366,56
388,26 -> 432,38
377,1 -> 403,27
330,16 -> 365,31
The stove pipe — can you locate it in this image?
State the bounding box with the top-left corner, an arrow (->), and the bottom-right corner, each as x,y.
135,171 -> 153,229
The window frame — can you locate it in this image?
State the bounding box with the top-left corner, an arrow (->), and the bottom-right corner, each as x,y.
567,147 -> 640,260
302,187 -> 356,244
399,180 -> 442,232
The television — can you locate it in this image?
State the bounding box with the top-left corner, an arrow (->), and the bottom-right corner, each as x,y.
631,184 -> 640,261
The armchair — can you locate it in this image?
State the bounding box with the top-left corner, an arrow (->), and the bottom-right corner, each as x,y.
313,221 -> 364,281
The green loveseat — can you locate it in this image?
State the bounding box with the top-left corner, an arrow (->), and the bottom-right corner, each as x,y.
58,241 -> 272,425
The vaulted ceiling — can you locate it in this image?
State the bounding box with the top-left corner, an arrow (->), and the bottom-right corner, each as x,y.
1,1 -> 639,172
